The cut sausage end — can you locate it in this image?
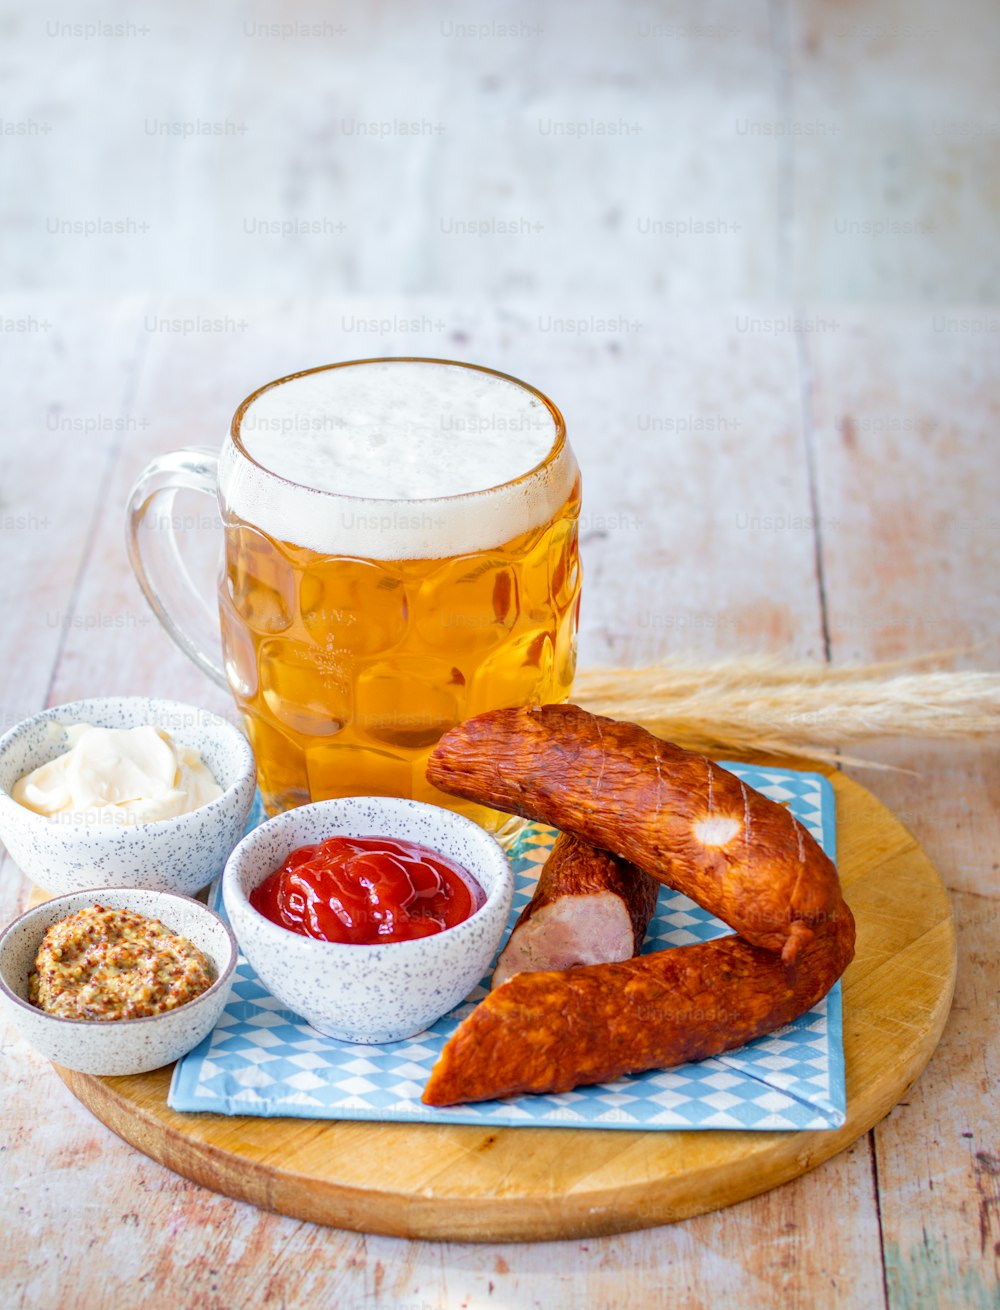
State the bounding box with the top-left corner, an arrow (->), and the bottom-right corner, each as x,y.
491,892 -> 637,989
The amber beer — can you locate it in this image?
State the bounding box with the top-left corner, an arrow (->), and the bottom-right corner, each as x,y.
216,359 -> 581,830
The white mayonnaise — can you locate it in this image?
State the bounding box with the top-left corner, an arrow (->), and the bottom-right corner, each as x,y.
13,723 -> 222,825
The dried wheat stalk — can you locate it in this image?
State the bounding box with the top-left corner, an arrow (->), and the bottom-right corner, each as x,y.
572,653 -> 1000,767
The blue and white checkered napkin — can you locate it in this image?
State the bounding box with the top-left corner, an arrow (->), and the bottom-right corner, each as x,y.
169,762 -> 845,1131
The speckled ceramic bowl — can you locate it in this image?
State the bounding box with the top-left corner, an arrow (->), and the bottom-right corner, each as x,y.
0,887 -> 237,1076
0,697 -> 256,897
223,797 -> 514,1044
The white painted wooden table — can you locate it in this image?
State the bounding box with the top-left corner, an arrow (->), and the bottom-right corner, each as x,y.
2,2 -> 998,1306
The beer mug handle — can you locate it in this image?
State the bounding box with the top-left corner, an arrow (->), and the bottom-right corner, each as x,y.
125,447 -> 229,690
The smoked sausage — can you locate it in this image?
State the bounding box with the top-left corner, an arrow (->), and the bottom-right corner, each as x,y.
423,908 -> 855,1106
427,704 -> 846,965
491,832 -> 659,989
422,705 -> 855,1106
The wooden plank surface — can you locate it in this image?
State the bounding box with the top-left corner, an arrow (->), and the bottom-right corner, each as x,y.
804,312 -> 1000,1310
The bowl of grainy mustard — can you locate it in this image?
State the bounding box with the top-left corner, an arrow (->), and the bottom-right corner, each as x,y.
0,887 -> 237,1075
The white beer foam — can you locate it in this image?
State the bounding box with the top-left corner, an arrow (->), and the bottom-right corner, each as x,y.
221,361 -> 576,559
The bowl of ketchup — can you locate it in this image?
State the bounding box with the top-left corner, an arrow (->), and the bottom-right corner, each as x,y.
222,797 -> 514,1044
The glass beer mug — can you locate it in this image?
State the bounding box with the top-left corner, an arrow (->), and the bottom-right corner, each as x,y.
127,358 -> 582,831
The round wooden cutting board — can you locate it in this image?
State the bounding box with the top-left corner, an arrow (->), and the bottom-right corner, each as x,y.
36,763 -> 955,1243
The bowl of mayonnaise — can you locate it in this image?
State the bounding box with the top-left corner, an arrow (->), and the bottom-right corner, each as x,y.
0,697 -> 256,897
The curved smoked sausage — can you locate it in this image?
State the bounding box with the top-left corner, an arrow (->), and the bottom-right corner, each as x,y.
428,704 -> 846,965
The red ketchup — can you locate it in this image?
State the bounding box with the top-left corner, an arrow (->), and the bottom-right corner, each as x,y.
250,835 -> 486,945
